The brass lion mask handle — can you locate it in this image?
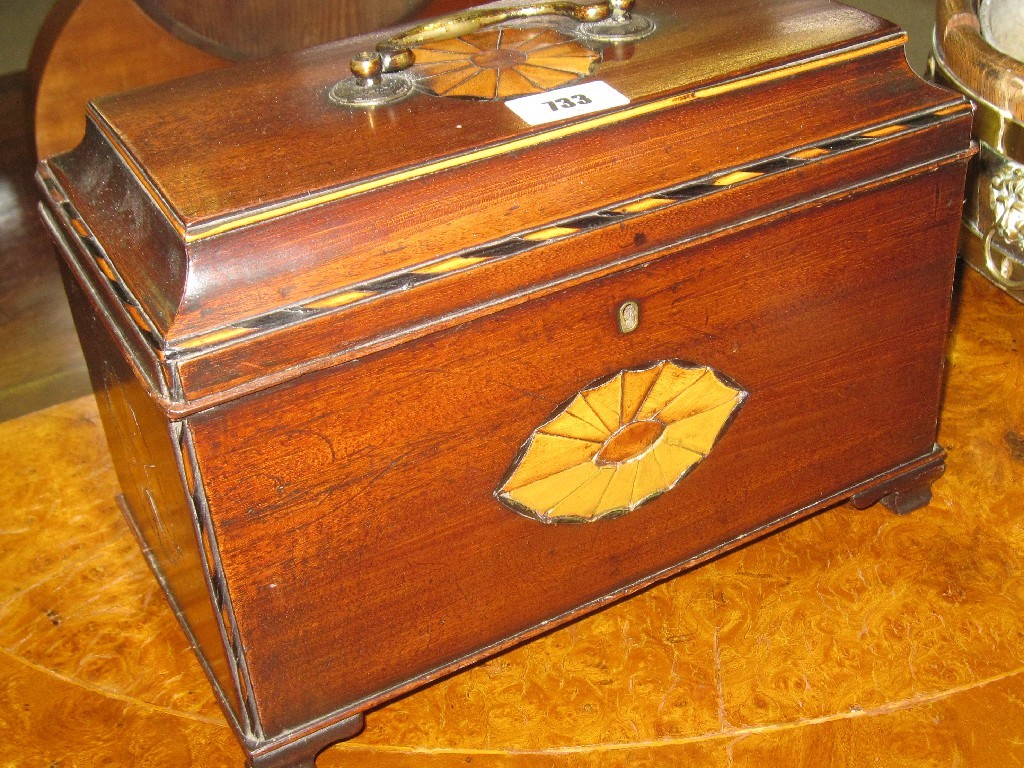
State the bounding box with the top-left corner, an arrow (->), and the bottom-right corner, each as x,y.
330,0 -> 654,106
983,161 -> 1024,289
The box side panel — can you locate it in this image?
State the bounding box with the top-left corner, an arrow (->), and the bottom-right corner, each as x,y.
58,263 -> 244,728
190,161 -> 966,736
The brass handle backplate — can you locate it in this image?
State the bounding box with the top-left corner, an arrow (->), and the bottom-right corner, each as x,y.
329,0 -> 654,107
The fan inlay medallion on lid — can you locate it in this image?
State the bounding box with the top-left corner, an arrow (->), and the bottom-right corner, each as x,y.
411,28 -> 601,100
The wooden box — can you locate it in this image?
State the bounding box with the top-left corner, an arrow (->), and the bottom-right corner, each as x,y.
38,1 -> 973,765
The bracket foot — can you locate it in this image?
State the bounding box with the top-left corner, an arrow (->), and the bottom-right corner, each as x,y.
850,448 -> 946,516
246,713 -> 365,768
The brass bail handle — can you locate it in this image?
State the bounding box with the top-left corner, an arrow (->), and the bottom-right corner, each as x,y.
349,0 -> 649,87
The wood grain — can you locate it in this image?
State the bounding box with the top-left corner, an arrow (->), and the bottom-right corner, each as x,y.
27,0 -> 485,160
73,2 -> 897,229
182,165 -> 966,738
45,36 -> 965,383
0,72 -> 90,420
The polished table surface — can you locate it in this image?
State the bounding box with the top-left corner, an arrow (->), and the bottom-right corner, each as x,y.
1,267 -> 1022,766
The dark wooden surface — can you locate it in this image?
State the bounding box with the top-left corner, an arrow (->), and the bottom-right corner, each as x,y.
44,0 -> 958,384
27,0 -> 481,160
0,72 -> 89,420
170,104 -> 967,405
86,0 -> 897,226
133,0 -> 432,59
60,265 -> 242,724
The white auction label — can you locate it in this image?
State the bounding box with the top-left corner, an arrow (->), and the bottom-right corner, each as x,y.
505,81 -> 630,126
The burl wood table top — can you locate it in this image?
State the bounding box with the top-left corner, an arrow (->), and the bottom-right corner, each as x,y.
1,267 -> 1021,765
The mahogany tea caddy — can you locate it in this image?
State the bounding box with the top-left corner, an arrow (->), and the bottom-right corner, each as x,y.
38,1 -> 974,765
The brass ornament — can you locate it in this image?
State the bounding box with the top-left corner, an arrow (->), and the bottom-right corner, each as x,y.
985,160 -> 1024,288
990,160 -> 1024,249
618,300 -> 640,333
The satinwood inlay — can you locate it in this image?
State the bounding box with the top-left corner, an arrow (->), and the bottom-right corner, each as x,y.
497,362 -> 747,523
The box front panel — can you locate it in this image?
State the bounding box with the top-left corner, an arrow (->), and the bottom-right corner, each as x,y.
190,164 -> 964,736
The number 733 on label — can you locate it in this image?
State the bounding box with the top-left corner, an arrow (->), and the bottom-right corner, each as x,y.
505,81 -> 631,126
544,93 -> 593,111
